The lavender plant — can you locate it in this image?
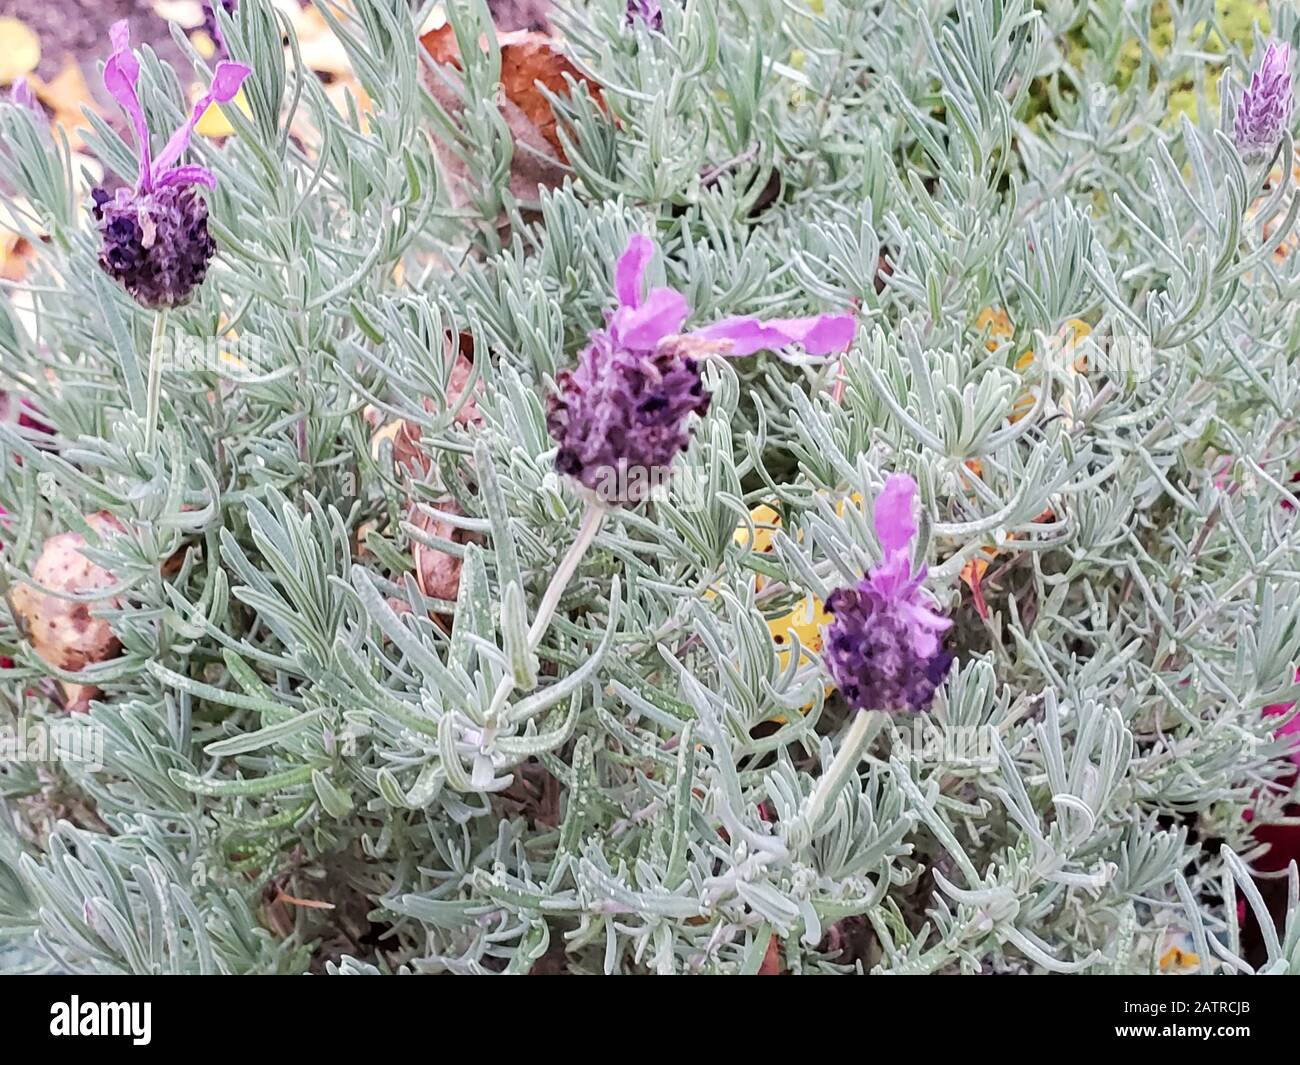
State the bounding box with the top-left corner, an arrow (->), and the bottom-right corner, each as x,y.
1,0 -> 1299,975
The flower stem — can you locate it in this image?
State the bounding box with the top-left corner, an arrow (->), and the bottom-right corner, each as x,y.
484,500 -> 606,726
144,309 -> 170,454
526,501 -> 606,650
798,710 -> 882,838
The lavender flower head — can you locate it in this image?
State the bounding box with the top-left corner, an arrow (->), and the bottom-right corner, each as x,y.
546,234 -> 856,504
1235,41 -> 1294,161
90,22 -> 250,309
822,474 -> 953,713
627,1 -> 664,31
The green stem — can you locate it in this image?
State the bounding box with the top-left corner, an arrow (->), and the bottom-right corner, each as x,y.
798,711 -> 881,838
526,502 -> 606,649
484,501 -> 606,726
144,309 -> 170,454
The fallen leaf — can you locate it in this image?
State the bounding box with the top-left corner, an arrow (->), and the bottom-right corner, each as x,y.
366,332 -> 483,477
10,512 -> 126,713
410,498 -> 475,606
29,57 -> 98,150
497,32 -> 599,161
758,935 -> 783,975
0,200 -> 37,283
419,24 -> 604,206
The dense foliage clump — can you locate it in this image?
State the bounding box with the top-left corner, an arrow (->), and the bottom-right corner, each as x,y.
1,0 -> 1300,975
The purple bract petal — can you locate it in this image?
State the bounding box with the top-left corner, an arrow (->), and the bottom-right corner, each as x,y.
155,164 -> 216,189
611,287 -> 690,351
10,78 -> 36,110
548,233 -> 856,502
151,61 -> 251,179
692,312 -> 857,356
626,0 -> 664,31
210,61 -> 251,103
873,473 -> 918,557
103,20 -> 152,187
615,233 -> 655,309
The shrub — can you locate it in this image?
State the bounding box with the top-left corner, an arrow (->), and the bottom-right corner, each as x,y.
1,0 -> 1298,975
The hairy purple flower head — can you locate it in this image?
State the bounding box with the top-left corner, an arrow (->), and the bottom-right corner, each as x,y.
91,21 -> 250,309
627,1 -> 664,31
1235,41 -> 1294,161
822,474 -> 953,713
546,234 -> 856,504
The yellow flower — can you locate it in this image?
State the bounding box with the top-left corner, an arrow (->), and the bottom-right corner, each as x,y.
767,595 -> 831,671
977,308 -> 1091,423
0,17 -> 40,84
734,503 -> 781,554
765,594 -> 832,722
975,306 -> 1014,350
196,87 -> 254,138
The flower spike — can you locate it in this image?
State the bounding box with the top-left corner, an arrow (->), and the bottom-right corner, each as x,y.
91,21 -> 251,309
546,234 -> 857,504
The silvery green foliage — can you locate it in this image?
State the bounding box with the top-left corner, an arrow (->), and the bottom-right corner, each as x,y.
1,0 -> 1299,974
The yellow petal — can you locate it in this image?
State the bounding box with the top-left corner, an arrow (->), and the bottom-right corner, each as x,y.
735,504 -> 780,553
0,18 -> 40,83
766,595 -> 833,720
767,596 -> 832,667
196,87 -> 253,138
298,8 -> 354,76
1059,318 -> 1091,372
834,491 -> 863,518
192,31 -> 218,61
975,306 -> 1013,351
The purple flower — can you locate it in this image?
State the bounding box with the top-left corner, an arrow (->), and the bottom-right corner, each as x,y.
546,234 -> 856,504
627,1 -> 664,31
1235,41 -> 1293,161
10,78 -> 36,111
821,474 -> 953,713
90,21 -> 250,309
